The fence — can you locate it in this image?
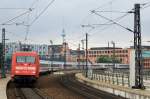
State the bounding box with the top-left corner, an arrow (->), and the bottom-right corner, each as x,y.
82,70 -> 130,87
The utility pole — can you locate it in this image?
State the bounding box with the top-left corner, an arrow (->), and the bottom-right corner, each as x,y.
111,41 -> 115,73
64,42 -> 67,69
85,33 -> 88,77
78,43 -> 80,69
133,4 -> 145,89
81,39 -> 85,70
1,28 -> 6,78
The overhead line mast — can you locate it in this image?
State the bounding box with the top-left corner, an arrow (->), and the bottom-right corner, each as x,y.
133,4 -> 145,89
91,3 -> 145,89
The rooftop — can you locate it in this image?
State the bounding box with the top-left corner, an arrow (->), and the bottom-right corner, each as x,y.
90,47 -> 122,50
130,46 -> 150,49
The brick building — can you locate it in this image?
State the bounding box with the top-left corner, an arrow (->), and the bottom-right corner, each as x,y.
88,47 -> 130,64
142,46 -> 150,69
88,46 -> 150,69
48,42 -> 71,62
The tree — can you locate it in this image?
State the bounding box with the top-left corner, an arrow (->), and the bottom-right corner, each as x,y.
97,56 -> 112,63
97,55 -> 120,63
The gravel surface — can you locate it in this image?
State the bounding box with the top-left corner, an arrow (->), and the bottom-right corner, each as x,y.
7,74 -> 85,99
35,74 -> 85,99
7,81 -> 16,99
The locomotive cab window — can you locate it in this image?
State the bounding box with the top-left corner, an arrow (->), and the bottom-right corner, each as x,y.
16,56 -> 35,63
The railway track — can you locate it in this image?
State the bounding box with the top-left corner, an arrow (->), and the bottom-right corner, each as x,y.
7,82 -> 51,99
14,87 -> 48,99
60,73 -> 125,99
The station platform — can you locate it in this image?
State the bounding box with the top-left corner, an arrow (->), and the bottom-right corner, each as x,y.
0,75 -> 10,99
75,73 -> 150,99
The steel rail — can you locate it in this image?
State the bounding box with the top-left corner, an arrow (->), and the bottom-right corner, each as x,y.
14,84 -> 50,99
60,74 -> 125,99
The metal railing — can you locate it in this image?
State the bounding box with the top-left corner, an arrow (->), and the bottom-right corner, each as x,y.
82,70 -> 130,87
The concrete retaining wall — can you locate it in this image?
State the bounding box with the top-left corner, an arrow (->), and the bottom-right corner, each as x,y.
75,73 -> 150,99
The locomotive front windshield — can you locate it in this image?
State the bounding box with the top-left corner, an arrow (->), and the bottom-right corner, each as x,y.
16,56 -> 35,63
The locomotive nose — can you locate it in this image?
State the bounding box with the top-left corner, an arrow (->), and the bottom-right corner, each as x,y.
23,63 -> 32,66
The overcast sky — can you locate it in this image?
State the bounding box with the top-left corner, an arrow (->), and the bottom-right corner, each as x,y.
0,0 -> 150,49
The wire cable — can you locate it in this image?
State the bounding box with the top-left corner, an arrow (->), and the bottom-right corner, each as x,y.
30,0 -> 39,8
142,4 -> 150,9
94,10 -> 133,13
24,0 -> 40,41
83,12 -> 131,35
29,0 -> 55,26
140,1 -> 150,9
1,9 -> 32,25
0,8 -> 30,10
93,0 -> 118,11
91,10 -> 134,33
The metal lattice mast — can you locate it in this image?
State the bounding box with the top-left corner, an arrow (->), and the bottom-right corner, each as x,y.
134,4 -> 144,89
1,28 -> 6,78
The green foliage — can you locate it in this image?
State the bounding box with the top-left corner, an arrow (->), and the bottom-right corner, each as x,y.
97,56 -> 112,63
96,55 -> 120,63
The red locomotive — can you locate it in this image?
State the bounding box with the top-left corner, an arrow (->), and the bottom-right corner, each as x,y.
11,51 -> 40,82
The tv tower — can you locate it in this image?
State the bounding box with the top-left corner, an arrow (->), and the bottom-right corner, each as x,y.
61,28 -> 66,69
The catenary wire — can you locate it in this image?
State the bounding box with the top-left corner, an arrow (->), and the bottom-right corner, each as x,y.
29,0 -> 55,26
1,9 -> 33,25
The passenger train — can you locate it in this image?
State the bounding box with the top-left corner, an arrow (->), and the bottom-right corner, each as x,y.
11,51 -> 40,82
11,51 -> 129,82
40,60 -> 129,71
